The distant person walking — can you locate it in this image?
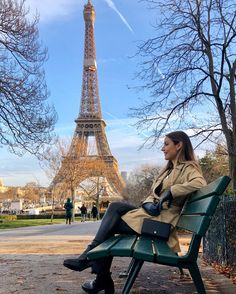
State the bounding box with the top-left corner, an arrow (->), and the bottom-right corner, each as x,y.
64,198 -> 73,225
91,203 -> 98,221
79,204 -> 87,222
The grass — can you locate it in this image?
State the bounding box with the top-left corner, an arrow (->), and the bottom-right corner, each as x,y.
0,218 -> 67,229
0,216 -> 96,229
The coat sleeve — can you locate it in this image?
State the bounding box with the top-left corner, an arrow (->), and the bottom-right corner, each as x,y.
170,164 -> 206,197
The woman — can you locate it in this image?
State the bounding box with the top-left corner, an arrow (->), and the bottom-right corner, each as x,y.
63,131 -> 206,294
63,198 -> 73,225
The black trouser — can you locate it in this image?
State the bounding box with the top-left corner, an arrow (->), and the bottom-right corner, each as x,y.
90,202 -> 137,274
66,213 -> 72,224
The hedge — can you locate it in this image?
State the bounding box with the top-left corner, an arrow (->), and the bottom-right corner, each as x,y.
0,214 -> 17,222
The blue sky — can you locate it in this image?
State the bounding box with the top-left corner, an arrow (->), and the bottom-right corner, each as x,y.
0,0 -> 206,187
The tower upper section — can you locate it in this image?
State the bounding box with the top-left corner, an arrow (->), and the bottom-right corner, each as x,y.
84,0 -> 95,23
79,0 -> 102,119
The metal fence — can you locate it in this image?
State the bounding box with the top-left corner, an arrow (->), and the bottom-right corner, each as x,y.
203,195 -> 236,269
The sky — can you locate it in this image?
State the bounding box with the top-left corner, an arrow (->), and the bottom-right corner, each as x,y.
0,0 -> 207,187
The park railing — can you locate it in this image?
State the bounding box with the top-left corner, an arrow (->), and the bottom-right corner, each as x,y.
203,194 -> 236,269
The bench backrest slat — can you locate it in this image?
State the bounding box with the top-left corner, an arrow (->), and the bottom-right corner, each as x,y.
176,176 -> 231,236
189,176 -> 231,202
181,195 -> 220,216
177,215 -> 210,236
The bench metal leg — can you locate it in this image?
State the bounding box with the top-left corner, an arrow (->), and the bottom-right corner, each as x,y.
122,259 -> 144,294
178,266 -> 185,276
188,263 -> 206,294
175,254 -> 185,276
119,258 -> 135,278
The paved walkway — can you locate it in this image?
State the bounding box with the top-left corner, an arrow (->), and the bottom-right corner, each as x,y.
0,221 -> 235,293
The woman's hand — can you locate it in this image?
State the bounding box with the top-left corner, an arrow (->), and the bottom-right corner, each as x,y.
142,202 -> 161,216
159,190 -> 173,209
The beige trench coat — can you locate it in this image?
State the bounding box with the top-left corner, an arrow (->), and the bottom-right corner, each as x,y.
122,162 -> 207,252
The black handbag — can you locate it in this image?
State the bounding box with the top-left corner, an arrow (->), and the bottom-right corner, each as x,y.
141,218 -> 171,241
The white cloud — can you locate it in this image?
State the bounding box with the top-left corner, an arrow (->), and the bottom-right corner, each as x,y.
25,0 -> 81,22
103,0 -> 134,33
25,0 -> 134,31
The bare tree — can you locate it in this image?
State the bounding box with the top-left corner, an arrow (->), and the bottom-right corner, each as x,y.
86,158 -> 115,214
23,181 -> 40,203
41,138 -> 67,184
46,138 -> 103,220
40,138 -> 64,220
132,0 -> 236,188
0,0 -> 57,155
43,135 -> 124,220
0,186 -> 17,201
123,164 -> 161,205
41,138 -> 81,219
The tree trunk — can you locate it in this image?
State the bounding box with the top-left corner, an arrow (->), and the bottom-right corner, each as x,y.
229,153 -> 236,191
225,130 -> 236,191
50,189 -> 55,223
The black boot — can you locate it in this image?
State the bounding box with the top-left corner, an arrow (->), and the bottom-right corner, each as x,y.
81,273 -> 114,294
63,243 -> 97,271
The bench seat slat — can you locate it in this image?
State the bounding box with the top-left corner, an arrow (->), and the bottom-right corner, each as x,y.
153,240 -> 179,265
110,235 -> 137,257
87,236 -> 120,259
133,236 -> 156,262
182,195 -> 220,216
177,215 -> 210,236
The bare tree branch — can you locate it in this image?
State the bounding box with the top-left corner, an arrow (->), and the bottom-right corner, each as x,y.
0,0 -> 57,156
133,0 -> 236,188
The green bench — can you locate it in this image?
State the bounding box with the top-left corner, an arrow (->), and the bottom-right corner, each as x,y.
87,176 -> 231,294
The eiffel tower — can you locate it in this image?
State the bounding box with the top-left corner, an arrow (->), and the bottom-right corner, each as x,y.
53,0 -> 124,196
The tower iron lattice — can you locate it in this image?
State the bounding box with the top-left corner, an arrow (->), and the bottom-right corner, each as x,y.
53,0 -> 125,196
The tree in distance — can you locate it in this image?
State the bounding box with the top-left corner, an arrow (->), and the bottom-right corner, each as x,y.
42,137 -> 113,220
123,164 -> 161,205
199,143 -> 229,185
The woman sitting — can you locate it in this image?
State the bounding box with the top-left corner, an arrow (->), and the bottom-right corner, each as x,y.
63,131 -> 206,294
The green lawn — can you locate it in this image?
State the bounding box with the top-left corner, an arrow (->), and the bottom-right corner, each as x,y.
0,218 -> 67,229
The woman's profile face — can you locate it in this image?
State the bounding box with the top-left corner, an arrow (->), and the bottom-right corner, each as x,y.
161,136 -> 182,161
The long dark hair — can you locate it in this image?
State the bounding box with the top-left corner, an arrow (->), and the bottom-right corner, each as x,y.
164,131 -> 198,170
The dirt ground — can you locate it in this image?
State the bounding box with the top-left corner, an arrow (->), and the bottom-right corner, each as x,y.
0,253 -> 213,294
0,224 -> 235,294
0,237 -> 235,294
0,238 -> 91,254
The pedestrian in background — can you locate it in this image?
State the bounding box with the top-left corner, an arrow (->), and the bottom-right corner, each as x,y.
79,203 -> 87,222
64,198 -> 73,225
91,203 -> 98,221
